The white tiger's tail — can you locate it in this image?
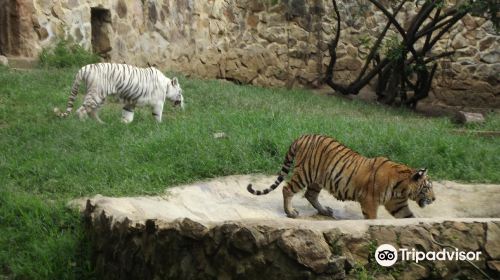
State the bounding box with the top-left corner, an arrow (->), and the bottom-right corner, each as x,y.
54,71 -> 83,117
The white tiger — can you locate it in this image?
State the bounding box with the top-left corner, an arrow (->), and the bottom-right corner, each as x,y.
54,63 -> 184,123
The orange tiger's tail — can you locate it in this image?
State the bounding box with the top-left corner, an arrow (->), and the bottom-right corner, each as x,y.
54,70 -> 83,117
247,139 -> 298,195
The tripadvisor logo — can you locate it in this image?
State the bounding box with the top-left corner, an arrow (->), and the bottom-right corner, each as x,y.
375,244 -> 398,267
374,244 -> 482,267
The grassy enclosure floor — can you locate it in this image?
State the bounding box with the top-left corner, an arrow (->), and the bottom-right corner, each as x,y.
0,66 -> 499,278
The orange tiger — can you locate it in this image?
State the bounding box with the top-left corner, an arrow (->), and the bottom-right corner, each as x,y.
247,134 -> 435,219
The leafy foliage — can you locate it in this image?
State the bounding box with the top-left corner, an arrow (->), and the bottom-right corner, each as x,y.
39,40 -> 100,68
466,0 -> 499,30
325,0 -> 499,108
383,35 -> 404,61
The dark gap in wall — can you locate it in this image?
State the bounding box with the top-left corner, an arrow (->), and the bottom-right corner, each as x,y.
91,7 -> 112,59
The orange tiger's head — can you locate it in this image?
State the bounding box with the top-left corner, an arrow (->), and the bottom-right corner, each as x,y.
409,168 -> 435,208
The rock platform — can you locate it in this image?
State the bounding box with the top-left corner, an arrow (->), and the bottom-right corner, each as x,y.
72,175 -> 500,279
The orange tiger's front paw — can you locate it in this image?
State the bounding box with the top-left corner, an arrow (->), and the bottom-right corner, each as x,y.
285,209 -> 299,218
319,206 -> 335,218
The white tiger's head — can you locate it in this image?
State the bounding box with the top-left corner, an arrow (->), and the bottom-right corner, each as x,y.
168,77 -> 184,109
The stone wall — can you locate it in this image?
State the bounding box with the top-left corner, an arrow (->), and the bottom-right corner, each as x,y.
85,208 -> 500,279
4,0 -> 499,107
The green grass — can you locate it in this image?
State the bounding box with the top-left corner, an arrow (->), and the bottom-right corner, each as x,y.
0,67 -> 499,278
38,40 -> 100,68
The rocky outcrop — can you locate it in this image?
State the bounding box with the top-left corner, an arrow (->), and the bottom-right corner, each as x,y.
6,0 -> 500,107
0,55 -> 8,66
0,0 -> 38,56
84,209 -> 500,279
73,175 -> 500,279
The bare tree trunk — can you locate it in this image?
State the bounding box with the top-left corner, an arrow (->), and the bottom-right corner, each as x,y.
323,0 -> 468,109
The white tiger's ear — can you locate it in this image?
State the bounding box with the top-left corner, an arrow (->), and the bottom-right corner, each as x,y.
171,77 -> 178,86
412,168 -> 427,181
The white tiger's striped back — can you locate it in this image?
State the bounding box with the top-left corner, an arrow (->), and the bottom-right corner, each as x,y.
54,63 -> 184,123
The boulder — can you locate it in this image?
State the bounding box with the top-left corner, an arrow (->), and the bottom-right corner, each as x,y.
454,111 -> 485,125
0,55 -> 8,66
400,263 -> 429,280
485,222 -> 500,259
487,260 -> 500,272
278,228 -> 332,273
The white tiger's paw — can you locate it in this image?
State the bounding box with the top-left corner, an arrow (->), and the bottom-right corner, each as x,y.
121,118 -> 132,124
76,107 -> 88,120
286,209 -> 299,218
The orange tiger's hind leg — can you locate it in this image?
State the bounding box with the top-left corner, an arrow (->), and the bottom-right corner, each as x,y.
282,183 -> 298,218
360,200 -> 379,219
283,172 -> 305,218
385,199 -> 415,218
305,183 -> 335,218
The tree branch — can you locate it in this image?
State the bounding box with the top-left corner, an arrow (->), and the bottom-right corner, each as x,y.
355,0 -> 406,83
424,51 -> 455,64
425,11 -> 466,50
367,0 -> 419,60
408,0 -> 437,38
324,0 -> 345,92
416,9 -> 463,39
423,7 -> 441,51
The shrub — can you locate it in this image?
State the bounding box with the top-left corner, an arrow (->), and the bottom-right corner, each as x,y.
39,40 -> 100,68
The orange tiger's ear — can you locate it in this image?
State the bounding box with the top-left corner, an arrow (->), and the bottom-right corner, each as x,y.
411,168 -> 427,181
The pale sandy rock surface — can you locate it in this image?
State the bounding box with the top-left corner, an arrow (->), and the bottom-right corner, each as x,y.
71,174 -> 500,232
76,175 -> 500,279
